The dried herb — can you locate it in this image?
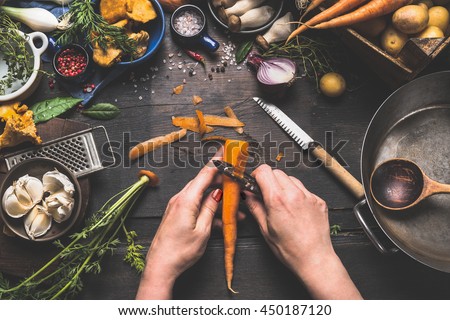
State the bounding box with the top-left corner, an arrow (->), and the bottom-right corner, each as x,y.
54,0 -> 136,56
263,36 -> 338,89
235,40 -> 254,64
0,12 -> 33,95
82,103 -> 121,120
31,97 -> 83,124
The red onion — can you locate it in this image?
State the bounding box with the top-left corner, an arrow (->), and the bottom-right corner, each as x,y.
247,52 -> 296,98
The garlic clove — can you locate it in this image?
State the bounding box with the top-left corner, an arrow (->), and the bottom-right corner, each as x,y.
46,192 -> 74,223
23,176 -> 44,204
43,169 -> 75,196
13,178 -> 33,207
2,185 -> 33,218
24,205 -> 52,239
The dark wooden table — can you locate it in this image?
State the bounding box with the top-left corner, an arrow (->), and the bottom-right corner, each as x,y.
5,7 -> 450,300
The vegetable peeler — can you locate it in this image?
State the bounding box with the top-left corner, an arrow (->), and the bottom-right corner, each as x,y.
212,160 -> 260,194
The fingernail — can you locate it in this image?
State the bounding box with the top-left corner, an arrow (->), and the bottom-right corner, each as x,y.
212,189 -> 223,202
240,192 -> 246,200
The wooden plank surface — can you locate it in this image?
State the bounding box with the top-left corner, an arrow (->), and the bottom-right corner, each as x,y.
2,4 -> 450,300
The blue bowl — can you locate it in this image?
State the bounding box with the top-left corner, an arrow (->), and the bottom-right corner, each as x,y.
93,0 -> 165,66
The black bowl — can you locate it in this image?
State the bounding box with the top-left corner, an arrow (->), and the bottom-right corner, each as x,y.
0,158 -> 82,242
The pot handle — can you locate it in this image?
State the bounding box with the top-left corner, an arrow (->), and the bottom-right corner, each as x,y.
353,199 -> 399,254
27,32 -> 49,57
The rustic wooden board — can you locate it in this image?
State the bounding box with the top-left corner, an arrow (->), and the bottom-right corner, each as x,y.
4,6 -> 448,300
0,118 -> 91,276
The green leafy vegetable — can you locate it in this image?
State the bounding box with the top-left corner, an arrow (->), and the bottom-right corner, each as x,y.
31,97 -> 83,124
82,103 -> 120,120
235,40 -> 254,64
0,174 -> 152,299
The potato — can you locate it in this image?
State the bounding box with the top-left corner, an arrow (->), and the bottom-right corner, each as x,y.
392,5 -> 429,34
319,73 -> 346,98
381,25 -> 409,56
428,6 -> 450,31
416,25 -> 445,37
352,16 -> 387,38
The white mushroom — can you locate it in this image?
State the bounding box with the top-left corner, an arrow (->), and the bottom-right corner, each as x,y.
24,204 -> 52,239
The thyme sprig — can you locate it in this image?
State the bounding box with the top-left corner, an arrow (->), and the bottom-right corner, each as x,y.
0,175 -> 149,300
54,0 -> 136,55
263,36 -> 338,89
0,12 -> 33,95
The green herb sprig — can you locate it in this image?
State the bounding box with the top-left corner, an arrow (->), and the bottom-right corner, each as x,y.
0,12 -> 33,95
54,0 -> 136,55
263,36 -> 338,89
0,174 -> 151,300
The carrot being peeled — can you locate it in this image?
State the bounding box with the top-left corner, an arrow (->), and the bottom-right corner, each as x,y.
314,0 -> 413,30
286,0 -> 368,43
222,139 -> 249,293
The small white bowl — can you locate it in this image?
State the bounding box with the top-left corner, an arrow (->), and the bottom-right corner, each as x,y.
0,30 -> 48,102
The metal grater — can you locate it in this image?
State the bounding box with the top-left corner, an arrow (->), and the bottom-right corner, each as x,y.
3,126 -> 114,178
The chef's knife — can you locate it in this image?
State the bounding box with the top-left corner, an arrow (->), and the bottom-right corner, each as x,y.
253,97 -> 364,199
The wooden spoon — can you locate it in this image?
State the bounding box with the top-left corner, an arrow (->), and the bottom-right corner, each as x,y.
370,158 -> 450,211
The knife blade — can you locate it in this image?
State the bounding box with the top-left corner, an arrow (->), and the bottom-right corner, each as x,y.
253,97 -> 365,199
253,97 -> 314,150
213,160 -> 260,194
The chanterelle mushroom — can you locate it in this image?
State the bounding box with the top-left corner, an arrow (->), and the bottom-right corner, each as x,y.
0,102 -> 42,149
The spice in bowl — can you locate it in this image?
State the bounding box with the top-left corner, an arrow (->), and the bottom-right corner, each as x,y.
53,44 -> 91,82
173,9 -> 204,36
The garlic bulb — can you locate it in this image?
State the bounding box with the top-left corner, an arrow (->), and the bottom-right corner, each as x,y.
2,175 -> 43,218
43,169 -> 75,196
43,169 -> 75,224
46,191 -> 74,223
24,205 -> 52,239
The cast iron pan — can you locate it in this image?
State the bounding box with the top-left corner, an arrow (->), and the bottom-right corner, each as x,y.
356,71 -> 450,272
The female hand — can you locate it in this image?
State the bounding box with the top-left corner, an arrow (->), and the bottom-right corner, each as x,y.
136,157 -> 222,300
245,165 -> 362,299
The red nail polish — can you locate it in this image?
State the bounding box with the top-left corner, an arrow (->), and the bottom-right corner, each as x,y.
211,189 -> 223,202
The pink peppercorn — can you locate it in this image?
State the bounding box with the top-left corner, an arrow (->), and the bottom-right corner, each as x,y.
56,48 -> 87,77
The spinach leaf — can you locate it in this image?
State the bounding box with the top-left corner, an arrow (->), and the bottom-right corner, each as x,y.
235,40 -> 254,64
82,103 -> 120,120
31,97 -> 83,124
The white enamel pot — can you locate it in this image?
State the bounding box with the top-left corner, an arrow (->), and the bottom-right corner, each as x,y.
0,30 -> 48,102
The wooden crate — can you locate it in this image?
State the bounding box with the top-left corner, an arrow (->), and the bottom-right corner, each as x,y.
335,27 -> 450,88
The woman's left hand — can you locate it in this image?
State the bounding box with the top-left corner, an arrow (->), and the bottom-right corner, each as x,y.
136,155 -> 223,300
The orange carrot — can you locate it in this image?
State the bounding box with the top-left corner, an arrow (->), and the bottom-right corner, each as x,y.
222,139 -> 249,293
201,135 -> 228,142
224,106 -> 244,134
300,0 -> 327,21
129,129 -> 187,160
172,115 -> 245,127
172,116 -> 214,133
138,170 -> 160,187
314,0 -> 413,29
286,0 -> 367,42
196,109 -> 207,136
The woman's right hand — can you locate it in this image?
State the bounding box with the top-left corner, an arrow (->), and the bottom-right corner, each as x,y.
245,165 -> 362,300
